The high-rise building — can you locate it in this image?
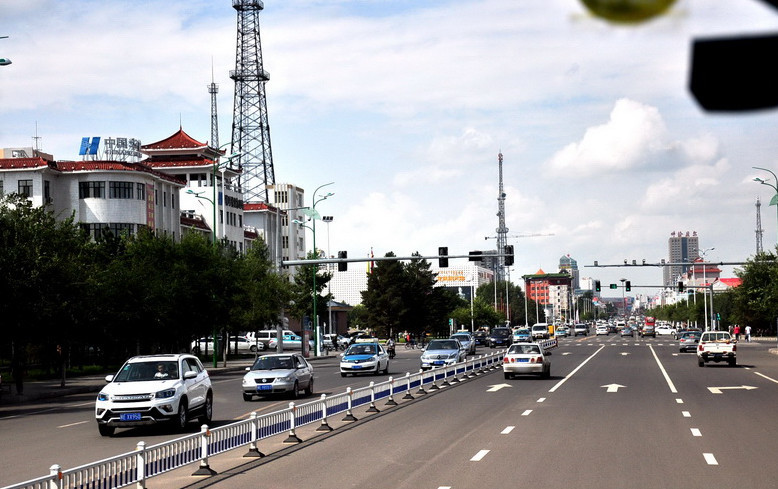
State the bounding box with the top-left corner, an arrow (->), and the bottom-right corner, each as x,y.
558,254 -> 580,291
664,231 -> 699,286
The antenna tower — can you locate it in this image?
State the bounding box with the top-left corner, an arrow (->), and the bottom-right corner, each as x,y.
208,63 -> 219,148
756,196 -> 764,254
495,152 -> 508,282
230,0 -> 275,203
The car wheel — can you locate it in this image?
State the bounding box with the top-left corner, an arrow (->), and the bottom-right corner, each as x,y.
250,345 -> 257,352
291,381 -> 300,399
504,372 -> 511,380
243,392 -> 253,401
98,424 -> 115,437
198,393 -> 213,424
192,346 -> 201,355
543,366 -> 551,379
304,378 -> 314,396
340,372 -> 346,377
383,362 -> 389,375
698,359 -> 705,367
174,399 -> 188,431
728,359 -> 737,367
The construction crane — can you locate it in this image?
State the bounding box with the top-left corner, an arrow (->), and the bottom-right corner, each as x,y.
1,36 -> 11,66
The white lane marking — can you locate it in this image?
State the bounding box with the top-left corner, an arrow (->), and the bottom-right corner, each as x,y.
754,371 -> 778,384
707,385 -> 757,394
649,344 -> 678,393
562,352 -> 572,356
601,383 -> 626,393
471,450 -> 490,461
704,453 -> 718,465
691,428 -> 702,437
522,410 -> 532,416
682,411 -> 691,417
58,420 -> 89,428
548,345 -> 605,393
501,426 -> 515,434
537,397 -> 546,403
438,487 -> 452,489
487,384 -> 512,392
676,398 -> 684,404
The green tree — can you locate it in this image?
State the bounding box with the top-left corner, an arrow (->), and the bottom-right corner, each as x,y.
289,251 -> 333,330
361,252 -> 407,337
732,251 -> 778,333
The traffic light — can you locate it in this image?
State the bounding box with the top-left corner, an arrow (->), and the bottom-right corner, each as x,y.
625,281 -> 631,291
469,251 -> 483,262
678,281 -> 684,292
609,284 -> 618,289
504,245 -> 514,266
438,247 -> 448,268
338,251 -> 347,271
595,280 -> 601,292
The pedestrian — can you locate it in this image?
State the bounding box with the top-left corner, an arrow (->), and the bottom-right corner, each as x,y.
10,355 -> 24,395
745,325 -> 752,342
733,324 -> 741,341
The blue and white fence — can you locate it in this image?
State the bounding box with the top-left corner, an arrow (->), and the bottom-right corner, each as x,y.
1,351 -> 505,489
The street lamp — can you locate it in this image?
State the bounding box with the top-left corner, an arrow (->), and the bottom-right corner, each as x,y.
699,247 -> 715,331
295,182 -> 334,357
753,166 -> 778,246
620,278 -> 627,317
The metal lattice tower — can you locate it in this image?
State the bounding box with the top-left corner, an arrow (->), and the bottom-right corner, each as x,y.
208,64 -> 219,148
230,0 -> 275,203
756,196 -> 764,254
495,152 -> 508,282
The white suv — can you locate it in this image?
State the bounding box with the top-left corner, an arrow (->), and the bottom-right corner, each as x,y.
95,354 -> 213,436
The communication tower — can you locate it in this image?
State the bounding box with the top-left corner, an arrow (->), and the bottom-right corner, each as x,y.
756,197 -> 764,254
230,0 -> 275,203
208,64 -> 219,148
495,152 -> 508,282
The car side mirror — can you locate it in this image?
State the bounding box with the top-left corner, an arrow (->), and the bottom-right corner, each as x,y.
184,370 -> 198,380
104,374 -> 114,383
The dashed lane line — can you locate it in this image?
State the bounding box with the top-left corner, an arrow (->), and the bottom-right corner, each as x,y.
691,428 -> 702,437
470,450 -> 490,462
704,453 -> 718,465
501,426 -> 514,434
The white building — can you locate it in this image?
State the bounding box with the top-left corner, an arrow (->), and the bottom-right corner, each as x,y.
1,146 -> 184,239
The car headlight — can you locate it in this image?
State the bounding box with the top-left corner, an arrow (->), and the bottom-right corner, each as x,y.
281,375 -> 294,382
97,392 -> 109,401
155,388 -> 177,399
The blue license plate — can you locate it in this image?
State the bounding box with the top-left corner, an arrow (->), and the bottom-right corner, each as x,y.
517,358 -> 529,363
352,365 -> 362,369
257,385 -> 272,391
433,361 -> 445,365
120,412 -> 142,422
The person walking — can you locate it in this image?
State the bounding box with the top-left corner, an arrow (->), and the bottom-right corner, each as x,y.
745,325 -> 752,342
733,324 -> 741,341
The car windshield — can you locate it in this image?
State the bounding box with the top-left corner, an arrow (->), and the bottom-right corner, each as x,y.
428,340 -> 459,350
516,329 -> 529,334
114,361 -> 179,382
346,344 -> 377,355
492,329 -> 510,337
452,335 -> 469,341
509,344 -> 541,354
682,333 -> 701,339
251,355 -> 295,370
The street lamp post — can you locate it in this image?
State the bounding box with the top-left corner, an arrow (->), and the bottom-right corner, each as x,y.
699,247 -> 715,331
620,278 -> 627,317
753,166 -> 778,246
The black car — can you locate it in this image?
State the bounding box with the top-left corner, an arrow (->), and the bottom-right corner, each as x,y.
488,327 -> 513,348
473,330 -> 488,346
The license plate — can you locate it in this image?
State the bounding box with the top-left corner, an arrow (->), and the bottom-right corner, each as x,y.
518,358 -> 529,362
120,412 -> 142,422
433,361 -> 445,365
257,384 -> 272,391
352,365 -> 362,369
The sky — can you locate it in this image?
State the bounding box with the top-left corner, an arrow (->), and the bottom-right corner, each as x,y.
3,0 -> 778,301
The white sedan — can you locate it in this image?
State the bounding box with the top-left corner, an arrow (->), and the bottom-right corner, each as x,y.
595,325 -> 609,335
502,342 -> 550,379
655,325 -> 674,336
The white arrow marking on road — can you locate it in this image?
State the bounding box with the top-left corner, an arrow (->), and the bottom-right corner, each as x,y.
620,352 -> 630,356
562,352 -> 572,355
602,383 -> 626,393
707,385 -> 758,394
487,384 -> 512,392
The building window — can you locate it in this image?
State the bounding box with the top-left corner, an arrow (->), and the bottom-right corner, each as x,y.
18,179 -> 33,197
191,173 -> 207,187
171,192 -> 175,209
163,191 -> 167,207
44,180 -> 51,203
109,181 -> 134,199
79,181 -> 105,199
136,183 -> 146,200
282,236 -> 289,249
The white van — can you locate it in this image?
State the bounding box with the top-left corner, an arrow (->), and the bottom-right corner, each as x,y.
531,323 -> 550,340
255,329 -> 297,349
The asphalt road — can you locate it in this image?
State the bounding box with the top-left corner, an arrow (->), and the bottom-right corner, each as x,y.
3,336 -> 778,489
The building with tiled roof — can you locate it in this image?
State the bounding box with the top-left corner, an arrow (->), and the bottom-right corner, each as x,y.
522,268 -> 573,324
0,149 -> 184,239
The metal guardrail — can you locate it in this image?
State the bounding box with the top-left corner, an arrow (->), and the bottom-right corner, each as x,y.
1,351 -> 505,489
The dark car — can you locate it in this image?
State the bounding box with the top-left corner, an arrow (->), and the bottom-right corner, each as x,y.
488,327 -> 513,348
473,330 -> 489,346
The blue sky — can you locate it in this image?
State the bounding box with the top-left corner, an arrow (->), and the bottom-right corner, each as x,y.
3,0 -> 778,299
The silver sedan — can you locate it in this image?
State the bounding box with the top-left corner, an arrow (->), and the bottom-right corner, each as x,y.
241,353 -> 314,400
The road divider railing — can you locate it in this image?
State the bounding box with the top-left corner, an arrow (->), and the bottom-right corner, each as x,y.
1,350 -> 505,489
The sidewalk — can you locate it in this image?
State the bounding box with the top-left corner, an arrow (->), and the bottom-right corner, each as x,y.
0,352 -> 339,407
